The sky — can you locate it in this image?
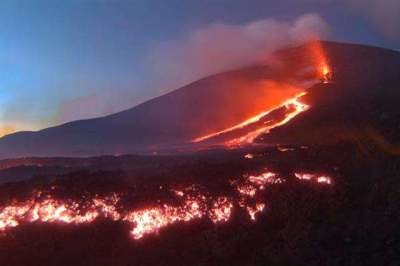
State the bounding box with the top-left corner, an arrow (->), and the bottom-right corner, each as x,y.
0,0 -> 399,136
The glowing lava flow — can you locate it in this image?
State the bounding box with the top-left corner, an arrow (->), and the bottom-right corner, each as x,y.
193,92 -> 310,146
193,40 -> 332,147
295,173 -> 332,184
0,171 -> 332,240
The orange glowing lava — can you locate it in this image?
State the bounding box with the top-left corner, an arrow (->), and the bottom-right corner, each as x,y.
0,170 -> 332,240
247,203 -> 265,221
295,173 -> 332,184
307,41 -> 332,84
244,153 -> 254,159
321,65 -> 332,83
193,92 -> 310,146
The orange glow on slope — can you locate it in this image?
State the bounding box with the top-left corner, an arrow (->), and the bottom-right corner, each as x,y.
0,170 -> 332,239
193,92 -> 310,146
192,41 -> 333,147
191,93 -> 303,143
307,40 -> 331,83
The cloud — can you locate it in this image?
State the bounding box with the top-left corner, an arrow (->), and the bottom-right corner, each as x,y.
348,0 -> 400,42
147,13 -> 330,92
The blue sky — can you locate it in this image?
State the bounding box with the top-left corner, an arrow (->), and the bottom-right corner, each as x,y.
0,0 -> 399,136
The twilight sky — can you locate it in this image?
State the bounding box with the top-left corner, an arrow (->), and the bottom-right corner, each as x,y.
0,0 -> 399,136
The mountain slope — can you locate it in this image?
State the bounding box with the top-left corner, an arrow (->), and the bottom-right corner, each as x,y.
262,42 -> 400,149
0,41 -> 399,158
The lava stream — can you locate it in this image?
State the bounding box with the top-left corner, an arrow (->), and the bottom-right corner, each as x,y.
193,92 -> 310,146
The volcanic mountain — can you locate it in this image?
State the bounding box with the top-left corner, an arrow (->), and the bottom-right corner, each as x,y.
0,41 -> 399,158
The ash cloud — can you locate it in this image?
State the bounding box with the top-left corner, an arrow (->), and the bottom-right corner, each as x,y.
147,13 -> 329,93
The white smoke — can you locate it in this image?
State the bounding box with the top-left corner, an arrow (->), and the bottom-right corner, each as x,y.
147,13 -> 330,92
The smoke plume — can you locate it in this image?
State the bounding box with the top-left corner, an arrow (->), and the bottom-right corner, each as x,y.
147,13 -> 329,92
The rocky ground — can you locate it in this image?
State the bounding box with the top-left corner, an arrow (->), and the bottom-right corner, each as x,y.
0,143 -> 398,266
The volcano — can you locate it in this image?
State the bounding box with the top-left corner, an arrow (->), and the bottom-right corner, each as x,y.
0,41 -> 399,158
0,40 -> 400,266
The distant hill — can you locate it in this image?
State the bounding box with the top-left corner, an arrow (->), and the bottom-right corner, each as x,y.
0,41 -> 399,158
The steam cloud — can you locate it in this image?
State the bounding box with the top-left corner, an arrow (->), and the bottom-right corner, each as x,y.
148,13 -> 329,92
55,13 -> 329,127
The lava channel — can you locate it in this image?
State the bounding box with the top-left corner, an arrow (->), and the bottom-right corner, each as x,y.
192,92 -> 309,146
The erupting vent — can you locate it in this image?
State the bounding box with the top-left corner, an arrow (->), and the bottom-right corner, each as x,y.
192,41 -> 332,147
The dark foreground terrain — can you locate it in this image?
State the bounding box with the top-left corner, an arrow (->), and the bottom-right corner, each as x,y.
0,142 -> 399,266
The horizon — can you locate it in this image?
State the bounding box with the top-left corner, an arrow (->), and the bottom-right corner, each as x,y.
0,39 -> 397,139
1,0 -> 400,137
